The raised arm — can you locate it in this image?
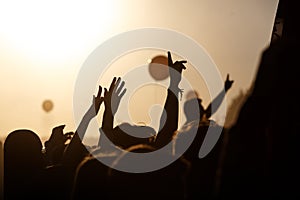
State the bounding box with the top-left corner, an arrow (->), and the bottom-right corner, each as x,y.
76,86 -> 104,139
62,86 -> 104,169
100,77 -> 126,146
44,124 -> 68,165
155,51 -> 187,148
205,74 -> 234,119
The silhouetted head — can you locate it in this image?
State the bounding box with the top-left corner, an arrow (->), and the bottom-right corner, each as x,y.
72,154 -> 113,200
4,129 -> 45,199
4,129 -> 44,169
113,123 -> 156,149
183,97 -> 204,123
173,121 -> 221,162
106,144 -> 189,200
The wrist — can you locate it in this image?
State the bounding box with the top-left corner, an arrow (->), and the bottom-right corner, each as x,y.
168,86 -> 181,99
169,80 -> 180,88
86,107 -> 97,118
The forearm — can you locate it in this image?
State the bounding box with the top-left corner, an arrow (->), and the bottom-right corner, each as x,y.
155,51 -> 185,148
156,87 -> 179,148
61,107 -> 94,169
76,107 -> 95,139
100,106 -> 116,144
62,132 -> 88,170
205,89 -> 226,119
102,105 -> 114,131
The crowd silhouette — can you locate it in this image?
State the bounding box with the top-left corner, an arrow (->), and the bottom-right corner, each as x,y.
2,3 -> 299,197
2,50 -> 233,200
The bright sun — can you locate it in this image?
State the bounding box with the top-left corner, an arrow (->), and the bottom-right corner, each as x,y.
0,0 -> 118,62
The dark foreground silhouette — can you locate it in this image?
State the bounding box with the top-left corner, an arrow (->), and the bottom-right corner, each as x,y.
3,14 -> 299,198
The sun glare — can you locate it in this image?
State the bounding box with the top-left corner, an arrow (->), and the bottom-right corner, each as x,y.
0,0 -> 118,63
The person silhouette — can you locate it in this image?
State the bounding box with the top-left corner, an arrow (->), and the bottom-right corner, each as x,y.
183,74 -> 234,125
70,58 -> 189,198
172,73 -> 233,199
105,143 -> 190,200
44,124 -> 74,166
4,129 -> 45,199
99,51 -> 187,150
62,85 -> 104,171
219,28 -> 300,199
30,85 -> 105,200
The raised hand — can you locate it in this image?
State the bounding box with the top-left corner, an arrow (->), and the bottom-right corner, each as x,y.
62,85 -> 104,169
45,124 -> 66,150
168,51 -> 187,87
224,74 -> 234,92
104,77 -> 127,115
88,85 -> 104,117
93,85 -> 104,115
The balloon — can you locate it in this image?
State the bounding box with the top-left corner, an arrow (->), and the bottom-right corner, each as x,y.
42,99 -> 54,112
148,55 -> 169,81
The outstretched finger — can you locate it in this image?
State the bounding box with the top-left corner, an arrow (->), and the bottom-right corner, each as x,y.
96,86 -> 102,98
174,61 -> 187,70
116,80 -> 125,95
168,51 -> 173,66
178,60 -> 187,64
104,88 -> 108,97
113,77 -> 121,93
92,95 -> 101,114
115,77 -> 121,87
226,74 -> 229,81
118,88 -> 127,99
109,77 -> 117,92
177,61 -> 187,69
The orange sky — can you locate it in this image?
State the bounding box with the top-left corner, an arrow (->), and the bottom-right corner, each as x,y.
0,0 -> 279,146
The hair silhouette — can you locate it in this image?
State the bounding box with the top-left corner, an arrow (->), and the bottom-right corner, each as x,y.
4,129 -> 45,199
183,74 -> 233,124
106,144 -> 190,200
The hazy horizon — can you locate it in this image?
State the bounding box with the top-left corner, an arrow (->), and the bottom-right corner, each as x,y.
0,0 -> 279,146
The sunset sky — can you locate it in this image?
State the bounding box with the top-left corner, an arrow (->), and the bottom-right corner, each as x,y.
0,0 -> 279,145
